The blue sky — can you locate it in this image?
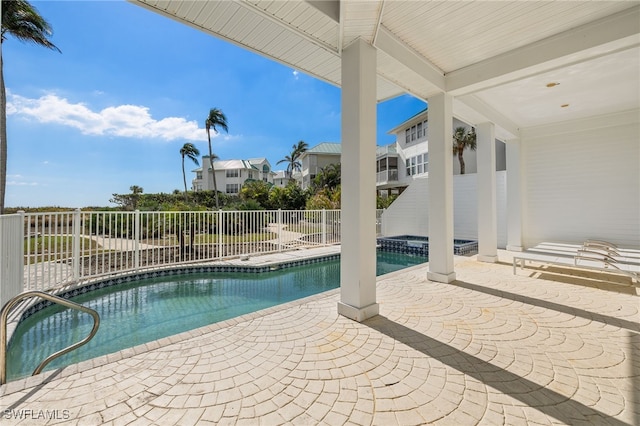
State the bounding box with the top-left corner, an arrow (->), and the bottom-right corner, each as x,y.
4,0 -> 426,208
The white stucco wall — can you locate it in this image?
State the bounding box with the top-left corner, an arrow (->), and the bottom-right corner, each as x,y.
381,172 -> 508,248
521,109 -> 640,249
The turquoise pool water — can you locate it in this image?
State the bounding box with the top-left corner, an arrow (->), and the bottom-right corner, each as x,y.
7,251 -> 426,381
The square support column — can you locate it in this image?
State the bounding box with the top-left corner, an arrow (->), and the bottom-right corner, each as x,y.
476,122 -> 498,263
337,39 -> 379,322
506,139 -> 523,251
427,93 -> 456,283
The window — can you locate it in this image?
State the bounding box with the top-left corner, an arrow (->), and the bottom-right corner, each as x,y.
411,125 -> 416,141
226,183 -> 239,194
196,172 -> 202,180
405,129 -> 410,144
417,122 -> 422,138
226,169 -> 239,178
406,153 -> 429,176
248,171 -> 254,180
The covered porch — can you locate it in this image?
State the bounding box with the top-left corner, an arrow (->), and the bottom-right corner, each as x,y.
129,1 -> 640,320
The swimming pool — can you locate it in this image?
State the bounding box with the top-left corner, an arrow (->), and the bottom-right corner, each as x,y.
7,250 -> 426,381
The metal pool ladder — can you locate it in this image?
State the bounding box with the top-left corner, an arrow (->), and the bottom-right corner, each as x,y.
1,290 -> 100,385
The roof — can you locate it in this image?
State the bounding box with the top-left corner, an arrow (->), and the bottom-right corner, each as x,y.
305,142 -> 342,155
300,142 -> 396,158
200,157 -> 264,171
247,158 -> 268,166
376,144 -> 397,156
132,1 -> 639,142
387,108 -> 428,135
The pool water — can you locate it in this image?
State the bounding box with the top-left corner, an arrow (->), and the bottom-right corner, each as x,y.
7,251 -> 426,381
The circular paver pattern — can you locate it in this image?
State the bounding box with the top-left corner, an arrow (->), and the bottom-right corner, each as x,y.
1,254 -> 638,425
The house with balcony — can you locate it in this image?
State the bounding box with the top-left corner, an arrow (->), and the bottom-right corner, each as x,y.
380,109 -> 507,196
192,157 -> 275,194
298,110 -> 506,196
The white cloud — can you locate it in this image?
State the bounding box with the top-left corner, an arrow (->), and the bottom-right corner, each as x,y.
292,70 -> 299,80
7,175 -> 38,186
7,93 -> 213,142
8,181 -> 38,186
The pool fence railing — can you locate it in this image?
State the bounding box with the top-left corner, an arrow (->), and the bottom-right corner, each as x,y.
0,209 -> 385,307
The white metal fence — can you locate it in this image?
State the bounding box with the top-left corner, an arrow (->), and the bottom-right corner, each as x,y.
0,208 -> 389,307
0,209 -> 352,305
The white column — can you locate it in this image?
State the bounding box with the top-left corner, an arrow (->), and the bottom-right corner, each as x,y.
427,93 -> 456,283
476,122 -> 498,262
506,139 -> 523,251
337,39 -> 379,322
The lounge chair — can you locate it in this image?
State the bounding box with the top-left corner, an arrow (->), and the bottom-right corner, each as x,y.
513,240 -> 639,284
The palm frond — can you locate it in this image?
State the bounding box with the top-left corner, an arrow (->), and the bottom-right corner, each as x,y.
1,0 -> 60,51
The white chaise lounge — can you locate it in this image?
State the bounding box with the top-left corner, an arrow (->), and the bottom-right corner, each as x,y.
512,240 -> 639,284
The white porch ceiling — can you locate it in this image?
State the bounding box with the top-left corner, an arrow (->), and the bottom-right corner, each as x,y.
131,0 -> 640,140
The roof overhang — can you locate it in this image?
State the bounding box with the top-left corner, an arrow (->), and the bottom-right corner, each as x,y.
130,1 -> 640,141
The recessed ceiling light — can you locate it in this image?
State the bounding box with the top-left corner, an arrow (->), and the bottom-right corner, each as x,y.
546,82 -> 560,88
561,104 -> 569,108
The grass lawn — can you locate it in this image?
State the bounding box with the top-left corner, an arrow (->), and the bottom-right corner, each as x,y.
24,236 -> 102,264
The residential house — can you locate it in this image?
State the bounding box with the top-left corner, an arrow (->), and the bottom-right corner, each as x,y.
298,142 -> 342,189
296,111 -> 505,196
381,109 -> 506,196
192,157 -> 275,194
272,170 -> 298,188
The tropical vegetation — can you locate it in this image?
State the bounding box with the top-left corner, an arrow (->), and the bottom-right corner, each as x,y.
205,107 -> 228,209
1,0 -> 60,214
180,142 -> 200,200
452,126 -> 477,175
277,140 -> 308,179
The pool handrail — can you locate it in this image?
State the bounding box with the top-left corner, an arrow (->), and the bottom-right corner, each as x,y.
0,290 -> 100,385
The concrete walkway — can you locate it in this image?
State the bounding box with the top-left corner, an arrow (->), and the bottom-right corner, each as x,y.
1,249 -> 638,425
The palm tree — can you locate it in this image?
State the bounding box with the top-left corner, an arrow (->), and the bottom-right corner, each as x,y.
313,162 -> 341,191
180,142 -> 200,201
452,126 -> 476,175
277,140 -> 308,180
205,108 -> 228,209
129,185 -> 143,210
1,0 -> 60,214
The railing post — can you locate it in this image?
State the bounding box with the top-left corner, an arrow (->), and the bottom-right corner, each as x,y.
277,209 -> 282,252
322,209 -> 327,246
218,209 -> 223,260
72,208 -> 81,282
134,210 -> 140,271
18,210 -> 26,291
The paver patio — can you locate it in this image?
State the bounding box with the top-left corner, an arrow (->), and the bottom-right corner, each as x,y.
1,249 -> 638,425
